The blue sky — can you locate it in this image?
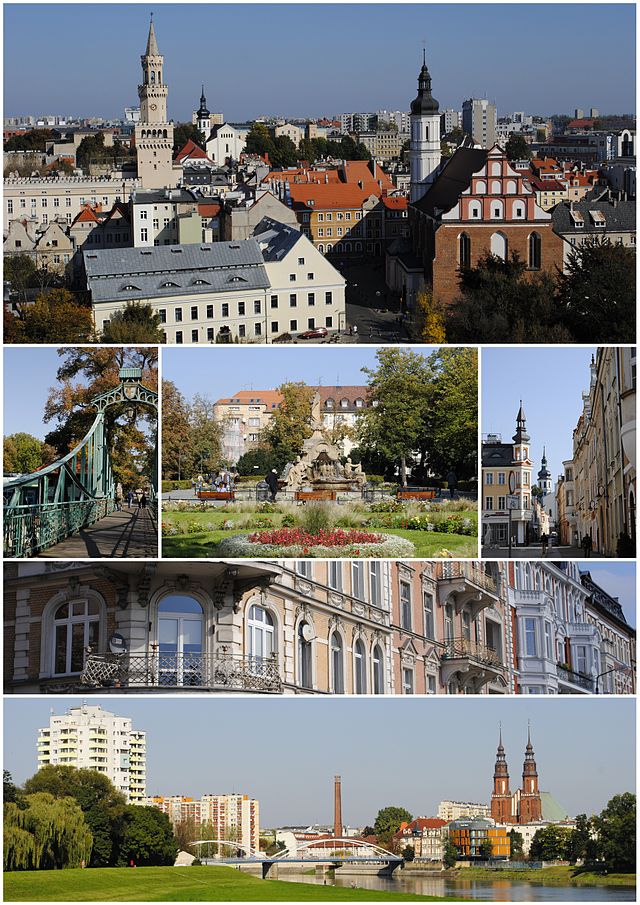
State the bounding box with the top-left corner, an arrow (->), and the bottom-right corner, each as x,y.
481,346 -> 596,488
162,345 -> 439,404
4,697 -> 634,825
4,4 -> 635,120
4,347 -> 64,439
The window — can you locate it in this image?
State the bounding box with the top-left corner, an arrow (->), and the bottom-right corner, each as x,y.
298,622 -> 313,689
307,292 -> 315,306
206,305 -> 214,319
7,199 -> 13,214
371,644 -> 384,694
485,496 -> 494,510
175,308 -> 183,323
207,328 -> 214,342
498,472 -> 505,485
427,674 -> 436,694
140,210 -> 148,220
236,301 -> 245,316
524,618 -> 537,656
326,228 -> 332,237
157,595 -> 203,686
53,599 -> 100,675
318,213 -> 324,222
459,233 -> 471,268
402,667 -> 414,694
544,622 -> 553,660
326,316 -> 333,328
325,291 -> 332,305
289,274 -> 296,282
271,321 -> 279,333
191,329 -> 198,343
528,232 -> 541,269
423,592 -> 435,639
354,638 -> 366,693
254,300 -> 261,314
153,218 -> 159,230
331,633 -> 344,693
490,231 -> 508,259
239,324 -> 247,338
369,562 -> 382,608
289,294 -> 297,307
190,306 -> 198,320
307,272 -> 314,280
318,228 -> 324,237
352,562 -> 365,600
175,331 -> 183,344
270,295 -> 278,308
307,317 -> 315,329
486,473 -> 494,484
290,319 -> 298,331
328,561 -> 342,591
140,228 -> 148,242
326,213 -> 333,221
575,645 -> 587,675
297,257 -> 305,265
498,496 -> 506,509
248,605 -> 275,662
222,303 -> 229,318
400,582 -> 412,630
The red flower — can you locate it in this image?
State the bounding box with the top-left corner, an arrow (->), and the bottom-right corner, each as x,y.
247,527 -> 382,547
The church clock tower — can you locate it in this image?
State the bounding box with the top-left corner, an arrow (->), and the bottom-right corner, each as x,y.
134,16 -> 178,189
409,52 -> 442,203
490,726 -> 513,823
519,725 -> 542,823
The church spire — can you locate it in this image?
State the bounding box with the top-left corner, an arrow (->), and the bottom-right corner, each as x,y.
512,400 -> 530,444
146,15 -> 159,56
410,53 -> 439,116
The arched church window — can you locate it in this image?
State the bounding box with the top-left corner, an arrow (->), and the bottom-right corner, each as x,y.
528,232 -> 541,269
459,232 -> 471,269
512,200 -> 526,219
372,644 -> 384,694
469,200 -> 482,220
490,231 -> 507,260
476,180 -> 486,194
491,200 -> 504,219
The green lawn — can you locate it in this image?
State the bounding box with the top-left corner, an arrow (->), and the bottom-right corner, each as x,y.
446,866 -> 635,887
3,865 -> 450,902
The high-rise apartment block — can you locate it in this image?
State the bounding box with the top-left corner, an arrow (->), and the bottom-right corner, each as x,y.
147,793 -> 259,854
462,98 -> 497,148
37,703 -> 146,803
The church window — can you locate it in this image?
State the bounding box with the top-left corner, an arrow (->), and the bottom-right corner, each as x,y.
476,180 -> 486,194
513,200 -> 525,219
490,231 -> 507,259
459,232 -> 471,269
506,180 -> 517,194
425,124 -> 430,140
528,232 -> 542,270
490,180 -> 501,194
491,201 -> 504,219
469,200 -> 482,219
491,162 -> 501,176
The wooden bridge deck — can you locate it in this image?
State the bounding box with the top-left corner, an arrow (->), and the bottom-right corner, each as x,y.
38,506 -> 157,558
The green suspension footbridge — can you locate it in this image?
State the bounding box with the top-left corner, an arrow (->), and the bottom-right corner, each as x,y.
3,368 -> 158,558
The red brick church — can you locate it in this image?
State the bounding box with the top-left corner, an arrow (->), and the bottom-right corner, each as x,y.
490,726 -> 543,824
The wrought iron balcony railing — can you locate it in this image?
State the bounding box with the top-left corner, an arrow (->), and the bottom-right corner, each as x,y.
81,650 -> 282,693
441,637 -> 503,669
436,562 -> 499,595
557,664 -> 594,692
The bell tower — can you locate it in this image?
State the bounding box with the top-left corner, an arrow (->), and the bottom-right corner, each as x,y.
134,15 -> 178,189
196,86 -> 211,138
490,726 -> 513,823
519,724 -> 542,823
409,50 -> 442,203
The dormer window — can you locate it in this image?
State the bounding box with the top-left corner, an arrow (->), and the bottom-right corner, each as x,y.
325,398 -> 335,409
161,280 -> 179,288
121,283 -> 139,292
340,398 -> 349,408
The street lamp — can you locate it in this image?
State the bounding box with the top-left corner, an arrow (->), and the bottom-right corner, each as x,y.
595,664 -> 633,694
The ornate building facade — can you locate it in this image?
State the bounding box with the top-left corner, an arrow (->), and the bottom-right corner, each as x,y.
482,403 -> 534,547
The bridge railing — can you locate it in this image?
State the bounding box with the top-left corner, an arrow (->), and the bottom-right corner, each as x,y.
3,499 -> 115,558
81,650 -> 282,693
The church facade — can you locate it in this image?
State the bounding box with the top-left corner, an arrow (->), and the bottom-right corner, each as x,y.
491,728 -> 543,824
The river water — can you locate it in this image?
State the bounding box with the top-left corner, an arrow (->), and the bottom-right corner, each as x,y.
281,871 -> 636,901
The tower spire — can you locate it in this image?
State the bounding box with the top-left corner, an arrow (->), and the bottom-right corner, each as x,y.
146,14 -> 159,55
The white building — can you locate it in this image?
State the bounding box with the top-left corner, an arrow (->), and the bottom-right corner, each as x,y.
462,98 -> 497,149
437,800 -> 490,821
206,123 -> 249,166
409,53 -> 442,203
84,217 -> 346,343
37,703 -> 146,803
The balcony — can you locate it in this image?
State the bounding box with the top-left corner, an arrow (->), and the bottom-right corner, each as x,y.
557,664 -> 594,693
436,563 -> 500,619
440,637 -> 506,691
81,650 -> 282,694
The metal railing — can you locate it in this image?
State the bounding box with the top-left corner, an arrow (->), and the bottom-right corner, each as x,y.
3,499 -> 115,558
557,664 -> 594,692
81,650 -> 282,693
442,637 -> 503,669
437,562 -> 498,594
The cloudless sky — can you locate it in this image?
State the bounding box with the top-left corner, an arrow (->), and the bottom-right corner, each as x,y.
3,4 -> 635,120
162,345 -> 439,403
4,697 -> 634,826
579,563 -> 635,626
4,347 -> 65,439
481,346 -> 596,491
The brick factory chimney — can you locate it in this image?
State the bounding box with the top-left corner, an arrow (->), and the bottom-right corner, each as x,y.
334,775 -> 342,838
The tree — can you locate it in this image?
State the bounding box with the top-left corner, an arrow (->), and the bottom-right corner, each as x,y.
162,380 -> 194,480
508,829 -> 524,861
173,122 -> 205,153
261,382 -> 315,470
373,806 -> 413,848
555,239 -> 635,342
236,446 -> 278,477
529,824 -> 573,862
592,792 -> 635,872
76,132 -> 106,171
101,303 -> 164,343
189,394 -> 224,474
442,838 -> 459,868
3,771 -> 24,806
446,253 -> 573,344
505,133 -> 533,161
362,826 -> 376,838
271,135 -> 299,168
402,845 -> 415,862
4,792 -> 93,871
4,254 -> 37,304
478,838 -> 493,861
173,817 -> 199,855
413,289 -> 446,342
422,348 -> 478,479
5,129 -> 54,152
245,123 -> 275,159
356,348 -> 434,486
7,290 -> 95,344
117,806 -> 178,867
3,433 -> 56,475
24,765 -> 127,867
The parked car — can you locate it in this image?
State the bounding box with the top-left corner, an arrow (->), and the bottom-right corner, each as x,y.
298,327 -> 329,339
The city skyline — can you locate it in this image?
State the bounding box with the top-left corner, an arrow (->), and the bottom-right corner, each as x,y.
5,697 -> 635,825
4,4 -> 635,120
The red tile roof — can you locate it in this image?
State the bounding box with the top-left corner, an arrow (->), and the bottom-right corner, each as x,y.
175,139 -> 211,162
394,817 -> 447,838
72,205 -> 101,225
529,176 -> 566,192
289,183 -> 372,210
198,202 -> 221,217
381,196 -> 408,210
214,390 -> 284,407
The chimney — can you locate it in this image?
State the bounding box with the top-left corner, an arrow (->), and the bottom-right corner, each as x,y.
333,775 -> 342,838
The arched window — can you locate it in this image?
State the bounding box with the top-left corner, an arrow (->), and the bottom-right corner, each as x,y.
512,200 -> 526,219
490,231 -> 508,260
528,232 -> 541,269
318,244 -> 325,254
506,180 -> 517,194
475,180 -> 486,194
53,599 -> 100,675
150,70 -> 155,83
490,179 -> 502,194
354,639 -> 367,694
248,605 -> 275,661
425,124 -> 430,141
298,622 -> 313,689
158,595 -> 204,686
459,232 -> 471,269
372,644 -> 384,694
331,632 -> 344,693
491,162 -> 501,176
491,200 -> 504,219
468,200 -> 482,220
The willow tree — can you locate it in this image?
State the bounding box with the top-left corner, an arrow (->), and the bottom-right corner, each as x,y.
4,793 -> 93,870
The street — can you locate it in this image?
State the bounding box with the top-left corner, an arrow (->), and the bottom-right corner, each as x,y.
481,543 -> 605,559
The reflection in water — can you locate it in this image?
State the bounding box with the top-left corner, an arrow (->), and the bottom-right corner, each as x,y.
283,871 -> 636,902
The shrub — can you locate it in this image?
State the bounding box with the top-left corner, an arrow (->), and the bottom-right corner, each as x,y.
300,504 -> 333,535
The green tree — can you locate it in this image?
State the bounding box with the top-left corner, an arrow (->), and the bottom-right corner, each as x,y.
3,433 -> 56,475
24,765 -> 127,868
529,824 -> 574,862
356,348 -> 434,486
3,770 -> 24,806
271,135 -> 299,167
173,122 -> 205,153
478,838 -> 493,861
189,394 -> 223,474
7,290 -> 95,344
505,133 -> 533,160
373,806 -> 413,849
4,254 -> 37,304
117,806 -> 178,867
402,845 -> 415,861
76,132 -> 106,171
592,792 -> 635,872
5,129 -> 54,151
446,253 -> 573,344
101,303 -> 164,343
555,239 -> 635,342
236,446 -> 278,476
508,829 -> 524,861
4,792 -> 93,871
442,838 -> 459,868
162,380 -> 194,480
422,348 -> 478,479
245,123 -> 275,159
262,382 -> 315,470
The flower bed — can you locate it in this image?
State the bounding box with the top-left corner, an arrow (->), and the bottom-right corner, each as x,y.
216,531 -> 416,558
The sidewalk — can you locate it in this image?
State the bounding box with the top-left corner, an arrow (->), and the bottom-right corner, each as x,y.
38,507 -> 158,558
482,543 -> 605,559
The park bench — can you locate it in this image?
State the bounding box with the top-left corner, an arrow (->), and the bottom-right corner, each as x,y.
197,490 -> 235,501
295,490 -> 337,502
397,490 -> 437,501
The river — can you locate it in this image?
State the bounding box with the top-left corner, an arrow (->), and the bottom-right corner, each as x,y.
280,871 -> 636,901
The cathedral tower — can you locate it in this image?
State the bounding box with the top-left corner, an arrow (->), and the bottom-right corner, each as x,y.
409,51 -> 442,203
134,16 -> 178,189
519,725 -> 542,823
196,86 -> 211,137
490,726 -> 513,823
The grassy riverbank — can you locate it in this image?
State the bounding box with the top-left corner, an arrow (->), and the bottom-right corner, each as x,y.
3,865 -> 452,902
441,865 -> 636,887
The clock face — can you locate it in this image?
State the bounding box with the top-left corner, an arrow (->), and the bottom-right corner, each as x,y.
150,103 -> 157,111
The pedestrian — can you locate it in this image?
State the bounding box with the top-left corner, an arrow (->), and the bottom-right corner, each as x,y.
446,469 -> 457,500
581,534 -> 591,557
127,490 -> 134,509
540,533 -> 548,555
265,469 -> 279,502
352,324 -> 358,338
140,493 -> 147,509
